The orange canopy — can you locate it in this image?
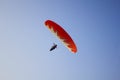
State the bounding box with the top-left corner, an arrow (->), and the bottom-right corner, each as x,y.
45,20 -> 77,53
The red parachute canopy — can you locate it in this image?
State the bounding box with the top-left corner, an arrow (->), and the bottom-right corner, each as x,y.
44,20 -> 77,53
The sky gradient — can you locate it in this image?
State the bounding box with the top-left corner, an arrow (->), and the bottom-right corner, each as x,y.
0,0 -> 120,80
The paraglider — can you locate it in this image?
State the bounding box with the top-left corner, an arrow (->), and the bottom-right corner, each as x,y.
44,20 -> 77,53
50,43 -> 57,51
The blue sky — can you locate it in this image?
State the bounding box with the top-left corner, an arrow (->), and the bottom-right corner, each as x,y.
0,0 -> 120,80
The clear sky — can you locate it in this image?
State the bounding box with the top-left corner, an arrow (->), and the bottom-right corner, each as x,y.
0,0 -> 120,80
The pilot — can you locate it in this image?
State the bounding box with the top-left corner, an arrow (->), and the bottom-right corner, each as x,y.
50,43 -> 57,51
